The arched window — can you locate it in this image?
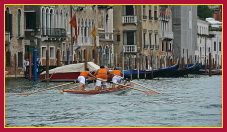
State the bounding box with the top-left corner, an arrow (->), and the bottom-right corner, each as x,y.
55,10 -> 58,28
5,7 -> 12,34
17,9 -> 22,36
78,51 -> 81,62
105,46 -> 110,65
81,19 -> 84,42
78,18 -> 80,36
60,10 -> 63,28
98,47 -> 103,65
41,8 -> 46,35
85,19 -> 87,38
65,13 -> 68,32
84,49 -> 86,61
91,19 -> 94,28
46,8 -> 50,35
50,9 -> 53,30
88,19 -> 91,33
6,7 -> 10,14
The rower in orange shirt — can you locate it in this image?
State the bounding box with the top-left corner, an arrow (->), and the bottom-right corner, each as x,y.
111,67 -> 123,88
94,66 -> 110,91
77,68 -> 93,91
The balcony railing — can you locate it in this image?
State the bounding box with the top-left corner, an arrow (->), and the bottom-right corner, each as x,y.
77,36 -> 92,46
155,45 -> 159,50
98,32 -> 113,41
123,45 -> 137,53
144,45 -> 149,49
41,28 -> 66,37
150,45 -> 155,50
162,31 -> 174,40
5,32 -> 10,44
122,16 -> 137,24
143,15 -> 147,19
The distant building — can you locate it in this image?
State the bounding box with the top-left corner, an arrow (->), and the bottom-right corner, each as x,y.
195,18 -> 222,69
209,31 -> 222,68
205,17 -> 222,68
172,6 -> 197,64
195,19 -> 210,65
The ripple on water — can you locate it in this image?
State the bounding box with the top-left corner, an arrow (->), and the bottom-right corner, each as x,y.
5,76 -> 222,127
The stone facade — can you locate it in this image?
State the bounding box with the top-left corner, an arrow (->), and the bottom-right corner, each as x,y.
195,19 -> 210,65
5,6 -> 25,77
5,5 -> 115,77
113,5 -> 162,70
160,6 -> 174,67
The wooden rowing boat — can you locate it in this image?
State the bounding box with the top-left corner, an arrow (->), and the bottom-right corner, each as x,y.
62,83 -> 132,95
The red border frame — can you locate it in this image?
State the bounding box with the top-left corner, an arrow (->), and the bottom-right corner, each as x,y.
1,0 -> 225,131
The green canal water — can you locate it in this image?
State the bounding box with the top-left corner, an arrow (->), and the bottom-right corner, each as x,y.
5,75 -> 222,127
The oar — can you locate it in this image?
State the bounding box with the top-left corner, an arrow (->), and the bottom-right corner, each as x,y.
19,82 -> 74,96
130,81 -> 160,94
59,85 -> 79,94
114,83 -> 156,95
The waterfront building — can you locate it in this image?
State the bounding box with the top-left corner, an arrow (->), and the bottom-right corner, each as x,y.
5,5 -> 115,77
5,6 -> 25,77
195,19 -> 210,65
113,5 -> 161,70
96,6 -> 114,67
195,17 -> 222,69
73,5 -> 114,67
204,17 -> 222,68
159,6 -> 174,67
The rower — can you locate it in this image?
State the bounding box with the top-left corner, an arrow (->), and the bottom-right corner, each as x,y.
112,67 -> 123,89
94,66 -> 110,91
77,68 -> 93,91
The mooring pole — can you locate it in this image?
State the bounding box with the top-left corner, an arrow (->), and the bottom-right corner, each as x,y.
209,53 -> 212,77
85,48 -> 88,70
57,48 -> 61,66
33,48 -> 38,81
29,53 -> 32,80
46,49 -> 49,82
67,47 -> 70,65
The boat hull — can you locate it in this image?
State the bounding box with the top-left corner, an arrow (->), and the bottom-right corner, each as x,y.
63,84 -> 131,95
40,62 -> 100,82
40,72 -> 80,82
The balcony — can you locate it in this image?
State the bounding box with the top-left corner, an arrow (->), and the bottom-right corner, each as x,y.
98,32 -> 113,41
155,45 -> 159,50
143,15 -> 147,20
5,32 -> 10,45
123,45 -> 137,53
162,31 -> 174,40
122,16 -> 137,24
143,45 -> 149,49
150,45 -> 155,50
41,28 -> 66,38
77,36 -> 92,46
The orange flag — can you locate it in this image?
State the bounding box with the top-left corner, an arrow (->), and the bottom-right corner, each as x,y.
91,25 -> 96,38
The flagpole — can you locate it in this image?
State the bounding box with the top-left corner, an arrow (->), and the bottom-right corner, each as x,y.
70,5 -> 73,64
92,26 -> 97,64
